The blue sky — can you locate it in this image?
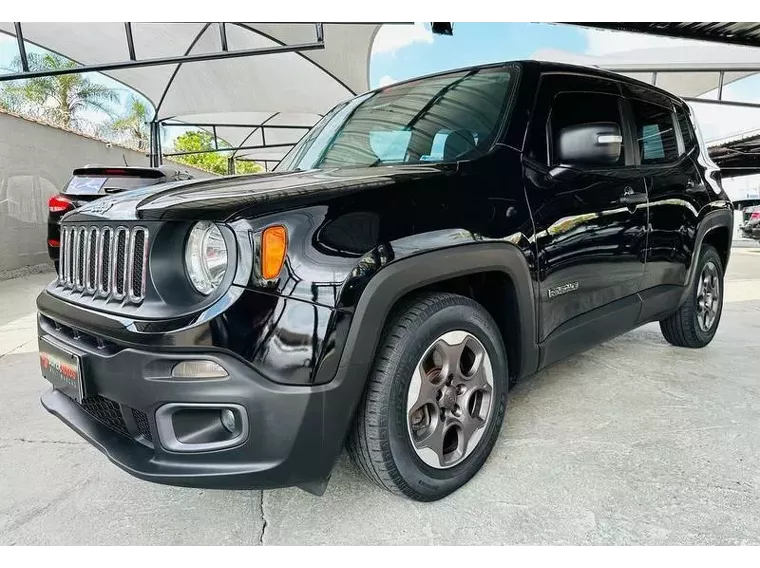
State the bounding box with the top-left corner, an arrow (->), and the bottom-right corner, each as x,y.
370,22 -> 587,87
4,22 -> 760,145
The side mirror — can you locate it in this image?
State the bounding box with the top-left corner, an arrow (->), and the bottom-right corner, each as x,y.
556,122 -> 622,166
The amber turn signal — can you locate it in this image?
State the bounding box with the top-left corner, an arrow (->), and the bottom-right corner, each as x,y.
261,225 -> 287,279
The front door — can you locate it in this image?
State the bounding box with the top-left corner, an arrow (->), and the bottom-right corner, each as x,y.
523,74 -> 648,343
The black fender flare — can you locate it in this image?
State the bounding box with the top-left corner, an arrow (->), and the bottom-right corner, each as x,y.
338,242 -> 539,378
680,207 -> 734,304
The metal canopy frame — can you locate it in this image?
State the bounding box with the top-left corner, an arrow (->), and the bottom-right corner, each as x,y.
0,22 -> 325,82
601,62 -> 760,109
2,22 -> 330,170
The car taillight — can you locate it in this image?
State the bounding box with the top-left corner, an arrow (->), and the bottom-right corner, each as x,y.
751,211 -> 760,221
48,194 -> 74,214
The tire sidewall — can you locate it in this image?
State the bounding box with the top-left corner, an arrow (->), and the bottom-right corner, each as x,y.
384,300 -> 508,500
692,246 -> 724,344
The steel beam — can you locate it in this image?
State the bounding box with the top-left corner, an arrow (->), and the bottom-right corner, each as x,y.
0,36 -> 325,82
163,142 -> 293,158
13,23 -> 29,72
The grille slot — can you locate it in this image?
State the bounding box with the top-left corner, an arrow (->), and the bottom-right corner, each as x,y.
58,224 -> 148,305
79,395 -> 129,437
132,409 -> 153,442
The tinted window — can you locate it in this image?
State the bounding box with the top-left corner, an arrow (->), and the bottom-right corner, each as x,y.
64,176 -> 161,195
277,66 -> 515,170
676,106 -> 695,150
549,92 -> 624,166
629,99 -> 678,164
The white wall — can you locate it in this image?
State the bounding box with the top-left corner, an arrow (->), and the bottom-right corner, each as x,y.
0,111 -> 213,277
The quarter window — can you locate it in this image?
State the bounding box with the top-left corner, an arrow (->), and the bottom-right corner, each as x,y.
676,106 -> 695,151
629,99 -> 679,164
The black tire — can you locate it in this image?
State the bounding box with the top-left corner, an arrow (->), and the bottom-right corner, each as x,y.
660,244 -> 724,348
347,292 -> 509,502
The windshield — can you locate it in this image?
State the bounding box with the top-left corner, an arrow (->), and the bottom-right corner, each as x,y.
277,65 -> 517,171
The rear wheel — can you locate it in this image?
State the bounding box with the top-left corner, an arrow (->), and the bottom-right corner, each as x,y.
660,244 -> 724,348
347,292 -> 509,501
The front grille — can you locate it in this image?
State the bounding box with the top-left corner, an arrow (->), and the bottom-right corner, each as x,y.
78,394 -> 154,445
79,395 -> 129,437
132,409 -> 153,442
59,225 -> 148,304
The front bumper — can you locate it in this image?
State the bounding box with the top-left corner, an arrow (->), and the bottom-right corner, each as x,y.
37,313 -> 358,491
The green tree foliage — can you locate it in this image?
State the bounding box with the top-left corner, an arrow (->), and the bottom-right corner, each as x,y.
0,53 -> 118,131
102,95 -> 151,150
171,130 -> 263,175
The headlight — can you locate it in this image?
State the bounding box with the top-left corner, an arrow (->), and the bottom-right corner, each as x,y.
185,221 -> 228,295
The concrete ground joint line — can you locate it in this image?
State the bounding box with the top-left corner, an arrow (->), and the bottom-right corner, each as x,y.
257,490 -> 267,545
0,436 -> 87,446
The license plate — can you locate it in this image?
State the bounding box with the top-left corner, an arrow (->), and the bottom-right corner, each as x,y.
39,338 -> 86,402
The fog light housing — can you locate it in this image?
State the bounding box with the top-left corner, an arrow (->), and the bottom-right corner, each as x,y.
171,360 -> 228,379
155,403 -> 248,452
220,408 -> 237,433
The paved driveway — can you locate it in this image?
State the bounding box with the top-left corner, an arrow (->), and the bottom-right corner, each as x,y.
2,248 -> 760,545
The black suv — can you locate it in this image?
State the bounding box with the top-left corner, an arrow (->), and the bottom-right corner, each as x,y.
36,61 -> 733,502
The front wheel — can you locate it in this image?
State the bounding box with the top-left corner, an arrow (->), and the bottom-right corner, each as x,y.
660,244 -> 724,348
347,292 -> 509,501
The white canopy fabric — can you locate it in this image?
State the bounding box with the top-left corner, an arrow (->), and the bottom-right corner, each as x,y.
532,44 -> 760,100
0,22 -> 380,154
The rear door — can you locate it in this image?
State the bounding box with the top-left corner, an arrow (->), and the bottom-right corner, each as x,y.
523,73 -> 648,345
622,87 -> 713,290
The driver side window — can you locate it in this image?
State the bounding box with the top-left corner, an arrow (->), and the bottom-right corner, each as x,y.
548,92 -> 626,167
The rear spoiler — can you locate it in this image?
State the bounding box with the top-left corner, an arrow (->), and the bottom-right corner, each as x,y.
71,166 -> 165,179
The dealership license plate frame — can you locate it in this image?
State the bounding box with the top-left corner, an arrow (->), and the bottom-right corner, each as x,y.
39,337 -> 87,403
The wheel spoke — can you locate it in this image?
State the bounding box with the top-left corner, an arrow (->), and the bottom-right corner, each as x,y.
408,362 -> 441,411
436,338 -> 467,379
416,418 -> 446,460
463,362 -> 491,391
460,412 -> 485,445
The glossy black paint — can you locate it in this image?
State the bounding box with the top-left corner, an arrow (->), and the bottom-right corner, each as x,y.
37,60 -> 733,492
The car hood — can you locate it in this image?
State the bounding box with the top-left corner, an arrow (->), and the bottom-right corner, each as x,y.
68,165 -> 454,222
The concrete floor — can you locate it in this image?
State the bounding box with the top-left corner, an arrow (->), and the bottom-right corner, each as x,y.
1,248 -> 759,545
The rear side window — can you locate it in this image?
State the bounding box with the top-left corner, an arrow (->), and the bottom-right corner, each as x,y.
549,92 -> 625,166
629,99 -> 678,164
676,106 -> 695,150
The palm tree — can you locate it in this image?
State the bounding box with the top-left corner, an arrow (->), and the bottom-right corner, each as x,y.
107,96 -> 152,150
1,52 -> 118,131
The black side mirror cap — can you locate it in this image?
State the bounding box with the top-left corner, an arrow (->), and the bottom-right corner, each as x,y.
557,122 -> 622,166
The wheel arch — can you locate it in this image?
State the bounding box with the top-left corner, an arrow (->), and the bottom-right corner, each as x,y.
336,242 -> 539,384
681,207 -> 734,305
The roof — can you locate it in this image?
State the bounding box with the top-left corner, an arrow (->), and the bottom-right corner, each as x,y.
374,60 -> 688,104
0,23 -> 380,153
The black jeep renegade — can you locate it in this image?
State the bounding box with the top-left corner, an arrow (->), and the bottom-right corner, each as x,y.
37,61 -> 733,502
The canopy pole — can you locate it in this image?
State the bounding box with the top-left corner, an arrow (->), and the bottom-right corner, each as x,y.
13,23 -> 29,71
149,121 -> 163,167
227,156 -> 236,175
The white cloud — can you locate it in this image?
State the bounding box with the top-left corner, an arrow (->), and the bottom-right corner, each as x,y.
584,29 -> 695,55
372,23 -> 433,55
378,75 -> 396,87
